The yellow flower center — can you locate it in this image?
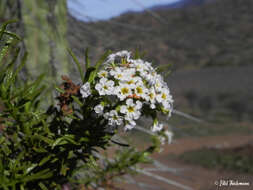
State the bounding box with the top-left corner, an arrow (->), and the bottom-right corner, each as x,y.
127,106 -> 135,113
162,93 -> 167,100
121,87 -> 129,94
136,86 -> 143,94
101,72 -> 107,77
103,85 -> 108,90
127,80 -> 134,85
117,74 -> 122,78
149,93 -> 155,99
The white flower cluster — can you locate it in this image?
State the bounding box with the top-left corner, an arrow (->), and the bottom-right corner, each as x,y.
80,50 -> 173,132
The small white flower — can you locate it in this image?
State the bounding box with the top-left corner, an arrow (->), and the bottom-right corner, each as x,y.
98,70 -> 108,78
95,78 -> 114,95
115,84 -> 132,100
156,88 -> 171,103
144,70 -> 157,84
80,82 -> 91,98
124,119 -> 136,131
134,84 -> 148,100
132,59 -> 149,73
150,104 -> 156,109
125,76 -> 141,89
94,104 -> 104,114
154,80 -> 163,92
110,67 -> 124,80
104,110 -> 123,126
162,101 -> 173,111
106,50 -> 131,64
151,122 -> 163,132
120,99 -> 142,120
124,68 -> 136,76
116,50 -> 131,59
147,87 -> 156,109
136,100 -> 142,110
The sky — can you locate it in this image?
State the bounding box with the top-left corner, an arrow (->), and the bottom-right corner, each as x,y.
67,0 -> 181,22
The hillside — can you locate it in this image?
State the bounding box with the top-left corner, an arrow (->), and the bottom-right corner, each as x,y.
150,0 -> 212,10
67,0 -> 253,70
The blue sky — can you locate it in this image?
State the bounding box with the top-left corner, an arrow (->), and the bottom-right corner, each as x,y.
67,0 -> 181,21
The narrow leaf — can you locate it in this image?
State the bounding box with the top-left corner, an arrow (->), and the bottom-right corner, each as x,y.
67,48 -> 85,83
0,20 -> 18,40
71,95 -> 83,106
39,182 -> 48,190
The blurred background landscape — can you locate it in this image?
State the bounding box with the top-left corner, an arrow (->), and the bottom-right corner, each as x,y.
1,0 -> 253,189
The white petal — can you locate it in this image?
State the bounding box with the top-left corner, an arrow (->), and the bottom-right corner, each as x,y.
126,98 -> 133,106
120,105 -> 127,114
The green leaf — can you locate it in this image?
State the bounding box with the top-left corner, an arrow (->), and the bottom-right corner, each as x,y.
34,134 -> 54,145
3,48 -> 20,90
95,50 -> 111,71
134,49 -> 141,59
2,31 -> 21,41
0,20 -> 19,40
7,47 -> 20,70
84,67 -> 95,82
22,169 -> 53,182
26,85 -> 46,102
88,50 -> 111,83
80,137 -> 89,143
39,156 -> 52,166
11,74 -> 45,100
0,40 -> 12,64
20,185 -> 25,190
32,146 -> 48,153
68,48 -> 85,83
39,182 -> 48,190
14,52 -> 27,78
0,136 -> 5,144
2,144 -> 11,156
54,85 -> 65,93
52,135 -> 79,149
25,164 -> 38,175
60,162 -> 69,176
156,64 -> 171,73
71,95 -> 83,107
134,49 -> 146,59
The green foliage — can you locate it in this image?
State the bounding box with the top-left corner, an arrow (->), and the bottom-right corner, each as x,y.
0,22 -> 161,189
67,48 -> 85,83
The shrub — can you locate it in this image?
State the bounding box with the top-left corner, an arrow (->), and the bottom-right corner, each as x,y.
0,21 -> 173,189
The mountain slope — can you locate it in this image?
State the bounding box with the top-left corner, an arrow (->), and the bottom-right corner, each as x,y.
67,0 -> 253,70
150,0 -> 210,10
